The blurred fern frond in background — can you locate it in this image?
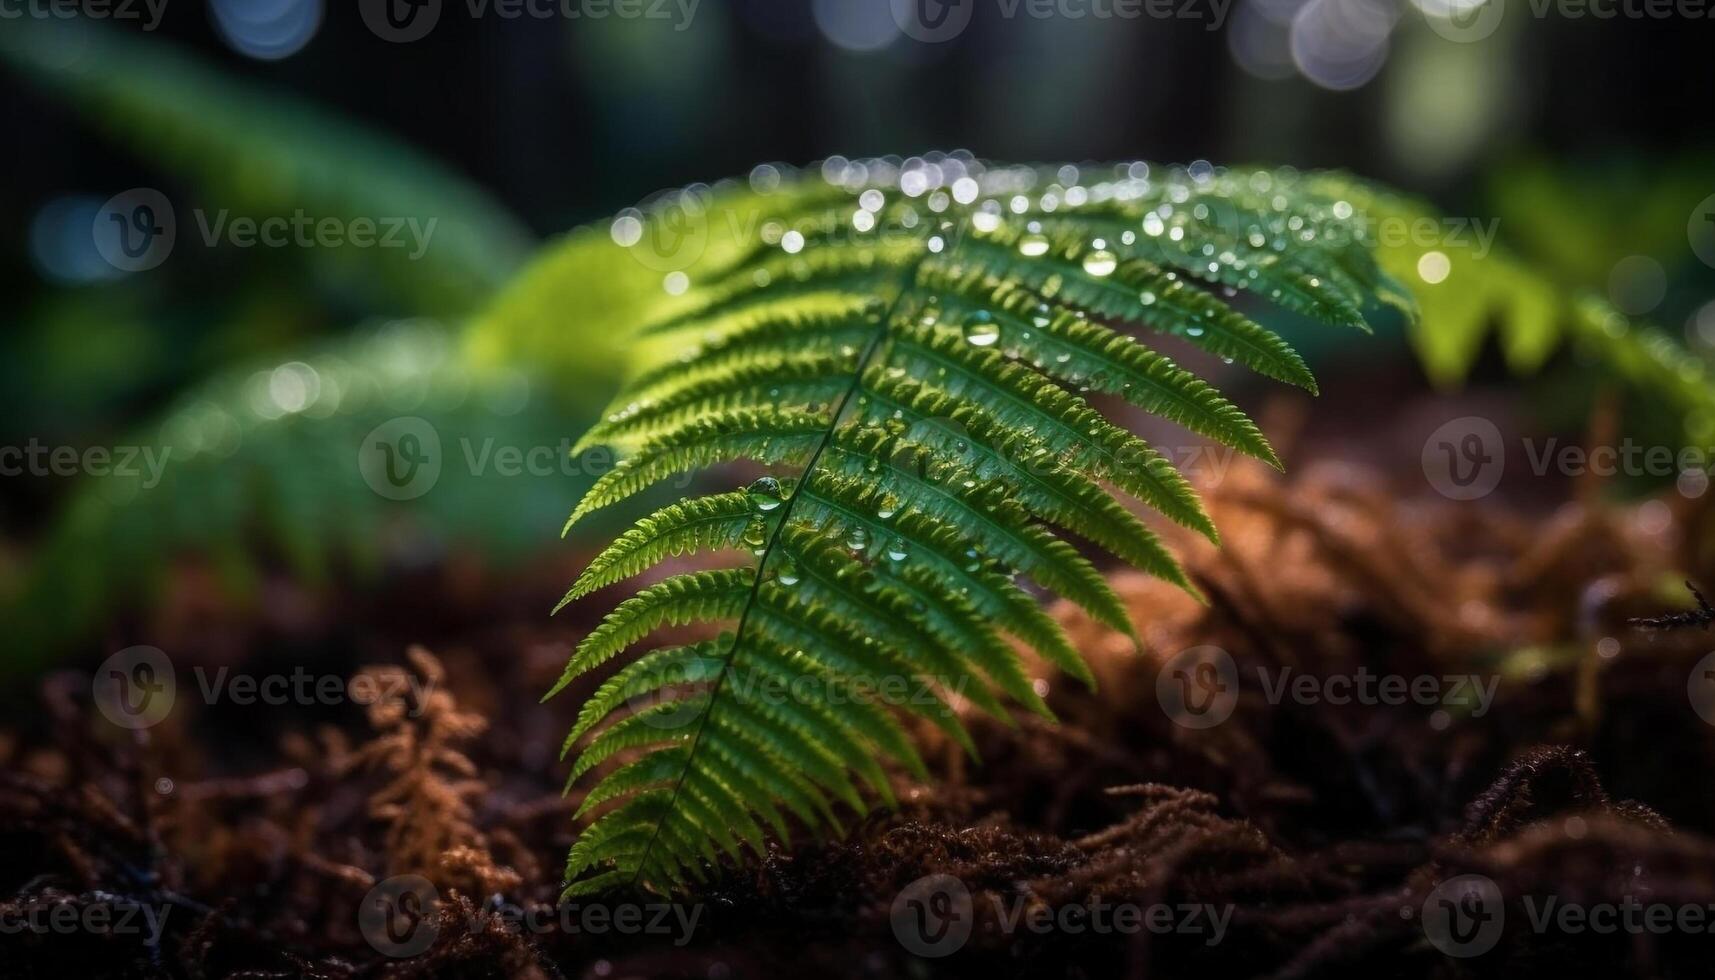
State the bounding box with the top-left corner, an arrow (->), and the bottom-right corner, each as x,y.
3,321 -> 598,665
0,20 -> 534,318
5,22 -> 1710,690
1313,176 -> 1715,448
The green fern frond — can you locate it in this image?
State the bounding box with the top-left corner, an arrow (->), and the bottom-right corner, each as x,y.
0,322 -> 594,671
1306,175 -> 1715,447
549,156 -> 1400,896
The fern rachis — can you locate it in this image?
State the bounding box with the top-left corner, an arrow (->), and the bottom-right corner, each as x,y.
548,156 -> 1410,895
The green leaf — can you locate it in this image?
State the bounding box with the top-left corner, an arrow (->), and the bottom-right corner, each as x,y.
547,157 -> 1401,896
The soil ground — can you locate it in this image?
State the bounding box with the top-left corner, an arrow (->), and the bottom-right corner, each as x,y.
4,451 -> 1714,979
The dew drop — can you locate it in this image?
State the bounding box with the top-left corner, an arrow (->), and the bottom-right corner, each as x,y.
1081,250 -> 1117,277
775,558 -> 801,586
747,476 -> 784,511
742,517 -> 768,551
962,313 -> 1001,348
1018,233 -> 1050,257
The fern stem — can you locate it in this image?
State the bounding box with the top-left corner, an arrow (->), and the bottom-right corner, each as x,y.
625,250 -> 929,887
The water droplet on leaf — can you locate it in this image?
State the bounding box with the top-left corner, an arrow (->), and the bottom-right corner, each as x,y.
1082,250 -> 1117,276
742,517 -> 768,551
747,476 -> 784,511
962,315 -> 1001,347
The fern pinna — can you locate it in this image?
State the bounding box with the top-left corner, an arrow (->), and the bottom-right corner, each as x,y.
548,156 -> 1410,895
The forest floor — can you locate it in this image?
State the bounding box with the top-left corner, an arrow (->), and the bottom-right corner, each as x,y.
3,455 -> 1715,979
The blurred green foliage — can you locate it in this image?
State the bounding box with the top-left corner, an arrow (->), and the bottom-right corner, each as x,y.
2,22 -> 1711,669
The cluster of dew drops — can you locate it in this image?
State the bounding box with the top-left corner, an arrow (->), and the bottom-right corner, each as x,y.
746,152 -> 1355,336
643,155 -> 1372,594
708,156 -> 1353,422
735,462 -> 1006,606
